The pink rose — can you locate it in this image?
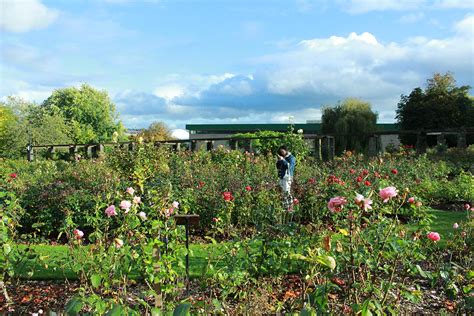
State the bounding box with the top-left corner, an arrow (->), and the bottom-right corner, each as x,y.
427,232 -> 440,242
172,201 -> 179,208
126,187 -> 135,195
114,238 -> 124,249
164,208 -> 174,217
453,223 -> 459,229
133,196 -> 141,204
464,203 -> 471,210
355,193 -> 364,203
105,205 -> 117,217
408,197 -> 415,204
138,211 -> 147,220
362,198 -> 373,211
379,186 -> 398,203
293,198 -> 299,205
73,229 -> 84,239
120,200 -> 132,213
328,196 -> 347,213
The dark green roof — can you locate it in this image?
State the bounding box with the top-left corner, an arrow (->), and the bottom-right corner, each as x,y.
186,123 -> 399,134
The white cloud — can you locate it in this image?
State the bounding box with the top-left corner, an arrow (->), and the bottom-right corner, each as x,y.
398,12 -> 425,24
115,16 -> 473,127
336,0 -> 474,13
0,0 -> 59,32
338,0 -> 426,14
153,73 -> 236,100
433,0 -> 474,9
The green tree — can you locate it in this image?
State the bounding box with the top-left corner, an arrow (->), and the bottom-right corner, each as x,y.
322,98 -> 378,154
0,97 -> 74,158
136,121 -> 173,142
42,84 -> 124,143
396,73 -> 474,145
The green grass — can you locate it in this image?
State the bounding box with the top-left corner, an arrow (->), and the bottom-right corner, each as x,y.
14,209 -> 467,281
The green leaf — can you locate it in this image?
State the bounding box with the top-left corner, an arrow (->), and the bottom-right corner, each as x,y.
317,255 -> 336,270
91,274 -> 102,288
338,228 -> 349,236
173,303 -> 191,316
416,265 -> 428,279
300,306 -> 315,316
105,304 -> 124,316
65,297 -> 84,315
3,243 -> 11,255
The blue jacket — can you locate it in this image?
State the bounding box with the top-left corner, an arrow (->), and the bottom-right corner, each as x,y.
276,153 -> 296,179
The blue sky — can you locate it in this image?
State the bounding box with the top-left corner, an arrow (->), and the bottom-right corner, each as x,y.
1,0 -> 473,133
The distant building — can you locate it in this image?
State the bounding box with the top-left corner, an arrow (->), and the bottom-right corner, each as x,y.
185,123 -> 400,151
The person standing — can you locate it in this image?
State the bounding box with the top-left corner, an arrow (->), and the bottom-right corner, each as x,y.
276,146 -> 296,210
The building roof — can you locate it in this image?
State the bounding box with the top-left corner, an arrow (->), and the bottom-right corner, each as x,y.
186,123 -> 399,134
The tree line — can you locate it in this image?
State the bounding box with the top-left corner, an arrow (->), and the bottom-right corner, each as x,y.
1,73 -> 473,158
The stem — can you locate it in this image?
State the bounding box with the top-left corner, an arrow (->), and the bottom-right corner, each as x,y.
0,281 -> 11,304
381,254 -> 400,305
349,212 -> 360,305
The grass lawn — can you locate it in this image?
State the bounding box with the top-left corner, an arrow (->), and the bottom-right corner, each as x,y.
15,209 -> 467,281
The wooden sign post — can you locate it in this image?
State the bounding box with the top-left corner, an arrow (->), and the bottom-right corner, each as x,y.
173,214 -> 200,293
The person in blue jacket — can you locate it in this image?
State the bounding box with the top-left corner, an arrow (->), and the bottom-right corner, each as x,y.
276,146 -> 296,210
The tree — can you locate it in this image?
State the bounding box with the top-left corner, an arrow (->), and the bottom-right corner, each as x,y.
42,84 -> 124,143
396,73 -> 474,145
136,121 -> 173,142
322,98 -> 378,154
0,97 -> 74,158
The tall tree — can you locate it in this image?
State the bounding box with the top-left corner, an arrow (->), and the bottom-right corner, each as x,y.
396,72 -> 474,145
322,98 -> 378,154
42,84 -> 124,143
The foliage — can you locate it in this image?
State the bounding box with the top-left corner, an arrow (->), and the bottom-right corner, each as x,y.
42,83 -> 125,143
0,96 -> 73,158
234,125 -> 310,158
396,73 -> 474,146
0,173 -> 42,307
135,121 -> 174,142
1,146 -> 473,313
322,98 -> 378,154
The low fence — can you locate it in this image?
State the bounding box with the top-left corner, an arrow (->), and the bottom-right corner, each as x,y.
26,128 -> 473,162
26,135 -> 336,161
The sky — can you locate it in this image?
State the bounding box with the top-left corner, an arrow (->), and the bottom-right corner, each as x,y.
1,0 -> 473,135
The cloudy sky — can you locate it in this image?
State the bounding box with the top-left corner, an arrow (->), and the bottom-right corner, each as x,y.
1,0 -> 473,131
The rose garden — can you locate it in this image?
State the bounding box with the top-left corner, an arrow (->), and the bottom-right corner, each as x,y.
1,137 -> 473,315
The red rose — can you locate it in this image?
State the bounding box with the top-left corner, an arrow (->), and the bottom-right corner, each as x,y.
349,169 -> 356,174
391,169 -> 398,175
9,173 -> 17,179
364,180 -> 371,186
245,185 -> 252,191
293,198 -> 299,205
356,176 -> 362,183
362,169 -> 369,176
222,191 -> 233,201
308,178 -> 316,184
